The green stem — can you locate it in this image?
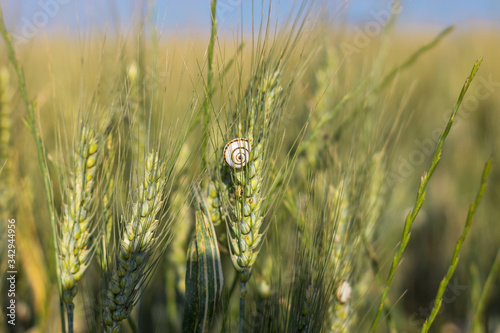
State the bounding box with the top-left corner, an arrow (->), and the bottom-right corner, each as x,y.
201,0 -> 217,170
66,304 -> 74,333
221,274 -> 240,330
421,157 -> 492,333
370,57 -> 482,332
229,274 -> 239,298
127,316 -> 138,333
472,247 -> 500,332
0,9 -> 66,333
239,281 -> 246,333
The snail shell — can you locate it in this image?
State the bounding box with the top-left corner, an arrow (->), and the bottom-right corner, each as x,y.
336,281 -> 352,304
224,138 -> 251,169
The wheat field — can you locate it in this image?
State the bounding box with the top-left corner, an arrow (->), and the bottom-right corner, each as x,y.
0,1 -> 499,333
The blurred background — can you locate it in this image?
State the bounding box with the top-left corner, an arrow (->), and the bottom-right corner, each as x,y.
0,1 -> 499,332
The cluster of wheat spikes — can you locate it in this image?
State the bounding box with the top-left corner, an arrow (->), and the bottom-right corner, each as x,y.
1,1 -> 498,332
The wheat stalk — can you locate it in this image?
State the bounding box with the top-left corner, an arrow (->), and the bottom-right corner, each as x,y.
0,67 -> 11,162
0,67 -> 11,321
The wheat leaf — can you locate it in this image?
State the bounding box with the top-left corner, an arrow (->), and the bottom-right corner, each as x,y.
182,184 -> 224,333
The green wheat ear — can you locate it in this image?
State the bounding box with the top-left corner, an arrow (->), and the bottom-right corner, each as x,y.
59,127 -> 102,307
227,141 -> 263,283
102,151 -> 168,333
226,71 -> 283,283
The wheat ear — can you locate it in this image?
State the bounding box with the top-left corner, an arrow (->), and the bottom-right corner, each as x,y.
227,72 -> 282,284
102,151 -> 167,333
59,127 -> 101,332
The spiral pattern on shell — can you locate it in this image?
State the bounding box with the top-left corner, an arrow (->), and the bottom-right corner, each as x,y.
224,138 -> 251,169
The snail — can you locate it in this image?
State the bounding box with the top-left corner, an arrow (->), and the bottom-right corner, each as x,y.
224,138 -> 251,169
336,281 -> 352,304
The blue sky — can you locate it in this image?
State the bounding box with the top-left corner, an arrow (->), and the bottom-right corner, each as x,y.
345,0 -> 500,25
2,0 -> 499,41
